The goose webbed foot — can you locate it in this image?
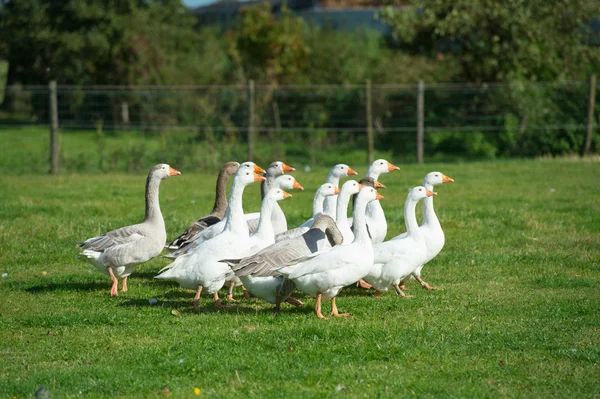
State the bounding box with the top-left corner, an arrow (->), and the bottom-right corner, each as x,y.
315,293 -> 328,319
214,293 -> 231,309
193,285 -> 203,311
226,282 -> 236,302
285,297 -> 304,307
394,285 -> 413,299
108,267 -> 119,297
330,297 -> 350,317
415,276 -> 437,291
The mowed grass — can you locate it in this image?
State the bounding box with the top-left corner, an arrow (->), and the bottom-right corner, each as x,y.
0,158 -> 599,398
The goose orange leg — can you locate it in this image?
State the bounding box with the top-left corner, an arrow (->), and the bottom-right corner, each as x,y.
226,282 -> 236,301
243,286 -> 251,299
330,297 -> 350,317
415,276 -> 437,290
394,284 -> 413,298
315,293 -> 327,319
108,267 -> 119,297
193,285 -> 203,310
121,276 -> 128,293
214,292 -> 231,309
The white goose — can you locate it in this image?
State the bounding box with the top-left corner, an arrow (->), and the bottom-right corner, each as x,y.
322,164 -> 358,219
166,161 -> 238,252
362,186 -> 435,296
248,188 -> 293,254
245,161 -> 296,234
221,215 -> 344,312
275,183 -> 340,242
364,159 -> 399,243
155,162 -> 266,309
338,178 -> 386,244
393,172 -> 454,290
276,186 -> 383,319
79,164 -> 181,296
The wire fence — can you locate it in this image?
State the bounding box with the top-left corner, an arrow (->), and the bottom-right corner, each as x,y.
0,80 -> 597,173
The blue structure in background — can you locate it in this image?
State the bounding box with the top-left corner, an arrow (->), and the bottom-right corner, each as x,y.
190,0 -> 392,34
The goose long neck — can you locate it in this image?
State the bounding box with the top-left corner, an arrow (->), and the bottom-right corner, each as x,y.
144,175 -> 163,223
422,182 -> 438,226
351,197 -> 371,244
326,173 -> 340,187
367,169 -> 379,180
261,172 -> 277,199
404,196 -> 421,238
255,197 -> 276,237
335,190 -> 351,225
211,169 -> 230,218
224,178 -> 248,233
312,191 -> 325,217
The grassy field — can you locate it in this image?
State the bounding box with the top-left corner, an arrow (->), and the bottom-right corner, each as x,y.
0,157 -> 599,398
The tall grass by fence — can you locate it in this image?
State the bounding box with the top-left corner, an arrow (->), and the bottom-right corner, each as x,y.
0,79 -> 597,173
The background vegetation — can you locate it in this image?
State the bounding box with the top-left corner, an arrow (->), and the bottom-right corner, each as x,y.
1,0 -> 599,161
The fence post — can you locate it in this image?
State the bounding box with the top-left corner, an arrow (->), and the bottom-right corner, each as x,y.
416,80 -> 424,164
247,80 -> 256,161
584,74 -> 596,156
49,80 -> 59,174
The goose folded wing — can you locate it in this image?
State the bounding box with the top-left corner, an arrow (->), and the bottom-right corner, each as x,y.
79,225 -> 146,252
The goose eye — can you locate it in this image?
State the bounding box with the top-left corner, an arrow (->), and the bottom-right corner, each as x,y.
419,188 -> 422,191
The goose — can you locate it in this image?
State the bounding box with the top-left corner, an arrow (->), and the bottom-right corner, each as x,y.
248,188 -> 293,254
78,164 -> 181,296
364,159 -> 400,244
245,161 -> 296,235
166,161 -> 239,251
362,186 -> 435,296
322,164 -> 358,219
221,215 -> 343,312
155,162 -> 266,309
393,172 -> 454,291
338,178 -> 386,244
276,186 -> 383,319
274,183 -> 340,242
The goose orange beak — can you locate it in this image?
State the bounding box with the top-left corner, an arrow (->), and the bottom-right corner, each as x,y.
282,190 -> 293,199
293,180 -> 304,190
387,162 -> 400,172
426,189 -> 437,197
442,174 -> 454,183
374,180 -> 386,189
254,165 -> 266,174
169,167 -> 181,176
282,163 -> 295,172
254,172 -> 267,182
376,192 -> 384,200
347,167 -> 358,176
334,187 -> 341,195
358,183 -> 364,190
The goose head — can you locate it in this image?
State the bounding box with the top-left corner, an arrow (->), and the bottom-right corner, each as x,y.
357,186 -> 384,204
222,161 -> 240,177
311,215 -> 344,246
330,164 -> 358,178
318,183 -> 341,198
368,159 -> 399,178
424,171 -> 454,186
267,161 -> 295,177
265,188 -> 293,202
408,186 -> 436,201
151,163 -> 181,180
274,175 -> 304,191
340,180 -> 363,196
235,162 -> 266,185
358,176 -> 386,190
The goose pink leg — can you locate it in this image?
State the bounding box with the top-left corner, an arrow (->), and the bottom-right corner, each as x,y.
108,267 -> 119,297
121,277 -> 128,293
193,285 -> 203,310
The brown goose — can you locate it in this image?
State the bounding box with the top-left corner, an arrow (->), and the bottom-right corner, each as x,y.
166,161 -> 239,251
79,164 -> 181,296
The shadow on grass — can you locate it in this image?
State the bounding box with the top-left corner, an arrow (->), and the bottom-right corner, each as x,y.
25,281 -> 108,294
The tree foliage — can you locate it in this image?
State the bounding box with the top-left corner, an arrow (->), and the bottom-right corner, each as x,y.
380,0 -> 600,82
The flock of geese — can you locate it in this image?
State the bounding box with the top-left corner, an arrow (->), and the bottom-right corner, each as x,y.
78,160 -> 453,318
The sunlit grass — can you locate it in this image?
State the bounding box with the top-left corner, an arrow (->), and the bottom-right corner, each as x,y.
0,159 -> 599,398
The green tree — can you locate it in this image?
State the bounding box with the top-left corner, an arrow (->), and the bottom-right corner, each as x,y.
380,0 -> 600,82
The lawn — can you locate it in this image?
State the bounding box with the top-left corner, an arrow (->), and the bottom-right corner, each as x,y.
0,156 -> 599,398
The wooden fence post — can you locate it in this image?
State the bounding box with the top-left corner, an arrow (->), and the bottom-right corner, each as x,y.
584,74 -> 596,156
247,80 -> 256,161
366,80 -> 374,165
416,80 -> 424,164
49,80 -> 59,174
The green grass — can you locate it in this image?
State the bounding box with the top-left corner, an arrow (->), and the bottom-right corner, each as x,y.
0,158 -> 599,398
